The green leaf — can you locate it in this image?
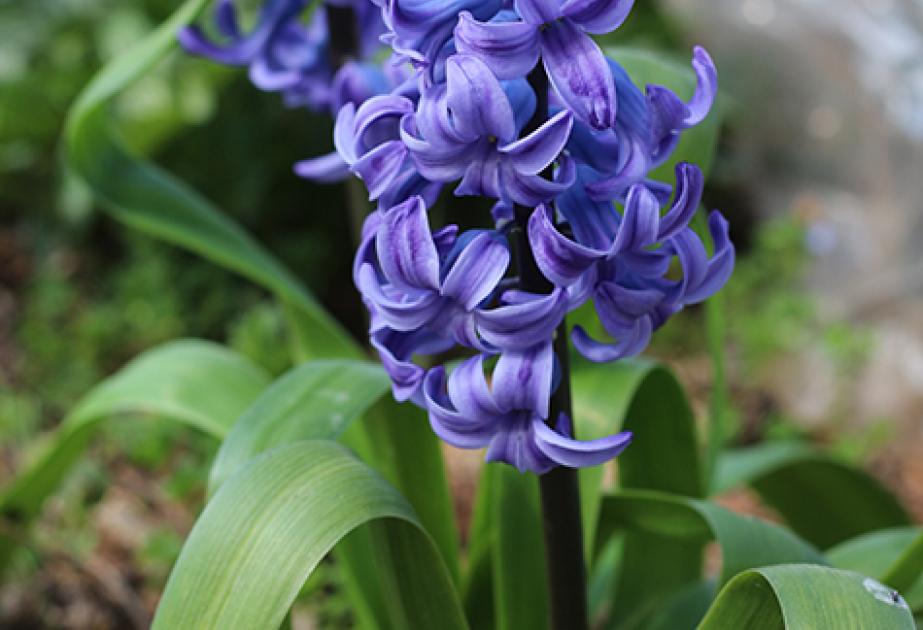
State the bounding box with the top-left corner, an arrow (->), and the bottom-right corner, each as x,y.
713,442 -> 910,548
882,530 -> 923,603
490,466 -> 550,630
63,0 -> 359,360
0,340 -> 269,569
347,396 -> 461,586
698,565 -> 916,629
829,528 -> 923,612
572,359 -> 704,555
606,46 -> 721,180
152,441 -> 467,630
208,359 -> 390,493
598,490 -> 824,628
573,359 -> 704,626
204,360 -> 460,624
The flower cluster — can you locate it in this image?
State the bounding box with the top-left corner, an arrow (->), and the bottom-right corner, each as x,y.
182,0 -> 735,474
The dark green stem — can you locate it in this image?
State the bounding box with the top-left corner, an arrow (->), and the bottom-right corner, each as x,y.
514,64 -> 589,630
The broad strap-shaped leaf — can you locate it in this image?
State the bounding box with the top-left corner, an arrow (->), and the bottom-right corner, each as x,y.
344,395 -> 461,586
697,565 -> 916,629
713,441 -> 910,548
0,340 -> 269,569
152,441 -> 467,630
208,360 -> 390,493
63,0 -> 359,360
829,528 -> 923,613
490,466 -> 550,630
574,359 -> 704,626
595,490 -> 822,629
205,359 -> 461,622
597,490 -> 824,586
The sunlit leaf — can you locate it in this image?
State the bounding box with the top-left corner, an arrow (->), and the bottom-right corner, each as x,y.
152,441 -> 467,630
0,340 -> 269,569
208,359 -> 390,493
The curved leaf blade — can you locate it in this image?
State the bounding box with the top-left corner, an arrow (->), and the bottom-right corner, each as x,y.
573,359 -> 704,626
698,565 -> 916,629
152,441 -> 467,630
714,442 -> 910,548
0,340 -> 269,568
597,490 -> 823,587
63,0 -> 359,360
209,359 -> 390,493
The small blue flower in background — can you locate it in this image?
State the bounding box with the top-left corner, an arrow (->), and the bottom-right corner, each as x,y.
179,0 -> 388,112
179,0 -> 735,473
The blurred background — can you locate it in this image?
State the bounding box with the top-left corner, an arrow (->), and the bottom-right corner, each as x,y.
1,0 -> 921,627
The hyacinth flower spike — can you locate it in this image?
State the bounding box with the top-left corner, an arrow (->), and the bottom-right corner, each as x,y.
456,0 -> 636,129
423,344 -> 633,473
402,54 -> 575,206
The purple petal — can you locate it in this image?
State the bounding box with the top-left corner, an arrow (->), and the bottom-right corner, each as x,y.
447,355 -> 504,421
215,0 -> 241,37
515,0 -> 562,24
454,12 -> 541,80
541,20 -> 616,130
528,204 -> 605,286
356,264 -> 443,331
477,289 -> 568,350
499,158 -> 575,207
572,316 -> 652,362
373,327 -> 452,404
657,163 -> 703,240
441,232 -> 511,310
447,54 -> 517,142
595,281 -> 663,332
455,149 -> 503,199
493,343 -> 554,417
333,103 -> 359,164
684,211 -> 735,303
610,183 -> 661,255
560,0 -> 635,35
423,366 -> 497,448
376,196 -> 440,290
686,46 -> 718,127
400,116 -> 471,182
352,140 -> 408,200
486,418 -> 555,474
533,414 -> 632,467
500,109 -> 574,176
293,151 -> 350,182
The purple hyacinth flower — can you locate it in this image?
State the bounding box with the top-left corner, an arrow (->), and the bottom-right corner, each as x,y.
401,54 -> 575,206
528,163 -> 734,362
180,0 -> 388,112
371,0 -> 503,74
455,0 -> 635,130
356,196 -> 511,350
297,91 -> 442,205
423,344 -> 633,473
566,48 -> 718,200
